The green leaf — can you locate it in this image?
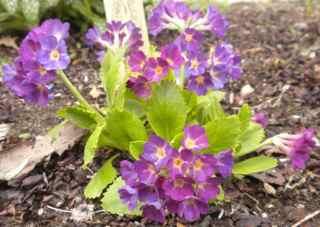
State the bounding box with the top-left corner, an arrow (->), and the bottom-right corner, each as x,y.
182,89 -> 197,113
21,0 -> 39,25
196,91 -> 226,124
84,155 -> 118,198
83,124 -> 105,167
238,104 -> 252,130
101,177 -> 141,216
147,81 -> 187,141
100,51 -> 127,108
236,122 -> 265,157
170,132 -> 183,149
205,116 -> 241,153
0,0 -> 18,14
100,109 -> 147,150
129,140 -> 145,160
58,106 -> 98,130
233,155 -> 278,175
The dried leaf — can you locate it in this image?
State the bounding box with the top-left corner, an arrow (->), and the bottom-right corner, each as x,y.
0,36 -> 18,49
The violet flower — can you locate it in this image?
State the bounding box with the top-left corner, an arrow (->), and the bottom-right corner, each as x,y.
272,129 -> 317,170
186,73 -> 214,95
252,112 -> 268,128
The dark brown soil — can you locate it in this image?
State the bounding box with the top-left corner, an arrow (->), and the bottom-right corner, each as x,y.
1,1 -> 320,227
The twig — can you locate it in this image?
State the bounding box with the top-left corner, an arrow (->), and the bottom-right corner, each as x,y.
46,205 -> 72,213
292,209 -> 320,227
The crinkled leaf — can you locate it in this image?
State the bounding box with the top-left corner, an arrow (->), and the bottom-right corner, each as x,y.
0,0 -> 18,14
146,81 -> 187,141
101,50 -> 127,108
170,132 -> 183,149
100,109 -> 147,151
196,90 -> 226,124
84,155 -> 118,198
21,0 -> 39,25
83,124 -> 105,167
238,104 -> 251,130
129,140 -> 145,160
58,106 -> 98,130
236,122 -> 265,157
205,116 -> 241,153
233,155 -> 278,175
101,177 -> 141,216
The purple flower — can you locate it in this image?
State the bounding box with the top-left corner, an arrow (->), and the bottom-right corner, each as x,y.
252,112 -> 268,128
143,135 -> 175,169
184,51 -> 208,77
160,43 -> 184,69
85,20 -> 143,58
119,185 -> 138,210
177,197 -> 208,222
214,150 -> 234,178
273,129 -> 317,170
168,149 -> 193,178
177,28 -> 203,52
195,178 -> 220,202
142,205 -> 165,223
138,185 -> 161,205
162,176 -> 194,201
37,36 -> 70,70
186,73 -> 213,95
120,160 -> 138,186
127,76 -> 152,98
41,19 -> 70,42
128,50 -> 147,72
182,125 -> 209,151
191,154 -> 216,182
23,60 -> 56,84
135,160 -> 158,185
144,57 -> 169,82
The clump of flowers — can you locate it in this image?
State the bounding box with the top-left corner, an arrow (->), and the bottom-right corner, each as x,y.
2,19 -> 70,106
124,0 -> 241,98
119,125 -> 233,222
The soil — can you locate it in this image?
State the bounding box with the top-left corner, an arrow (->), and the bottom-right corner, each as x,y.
1,1 -> 320,227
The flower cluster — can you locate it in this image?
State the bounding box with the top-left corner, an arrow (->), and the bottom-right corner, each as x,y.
126,0 -> 241,97
272,129 -> 317,170
119,125 -> 233,223
85,21 -> 143,60
2,19 -> 70,106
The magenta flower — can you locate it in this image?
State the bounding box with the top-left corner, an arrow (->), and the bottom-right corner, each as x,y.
186,73 -> 214,95
144,57 -> 169,82
135,160 -> 158,185
182,125 -> 209,151
195,178 -> 220,202
168,149 -> 193,178
38,36 -> 70,70
127,76 -> 152,98
214,150 -> 234,178
272,129 -> 317,170
252,112 -> 268,128
177,28 -> 203,52
191,154 -> 216,182
143,135 -> 175,169
128,50 -> 147,72
142,205 -> 165,223
120,160 -> 138,186
119,185 -> 138,210
160,43 -> 184,69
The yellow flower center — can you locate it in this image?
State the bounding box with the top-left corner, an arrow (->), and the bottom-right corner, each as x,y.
155,66 -> 163,75
185,34 -> 193,42
194,159 -> 204,171
156,147 -> 166,159
38,66 -> 47,76
174,178 -> 185,188
173,157 -> 184,169
195,75 -> 205,85
191,59 -> 199,69
50,49 -> 60,61
185,138 -> 196,149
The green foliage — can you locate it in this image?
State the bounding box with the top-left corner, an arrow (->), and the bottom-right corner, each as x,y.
236,122 -> 265,157
233,155 -> 278,175
100,109 -> 147,151
129,140 -> 145,160
83,123 -> 105,167
84,155 -> 118,198
205,116 -> 241,153
57,105 -> 99,130
195,91 -> 226,124
101,51 -> 127,109
101,177 -> 141,216
0,0 -> 104,33
238,104 -> 251,130
146,81 -> 188,141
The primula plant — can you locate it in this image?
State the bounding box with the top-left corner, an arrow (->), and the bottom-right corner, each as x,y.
2,0 -> 318,224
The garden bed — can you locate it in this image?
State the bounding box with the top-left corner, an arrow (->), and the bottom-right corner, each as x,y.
1,1 -> 320,226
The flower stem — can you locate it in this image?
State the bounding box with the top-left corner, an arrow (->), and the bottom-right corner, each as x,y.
57,70 -> 92,108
